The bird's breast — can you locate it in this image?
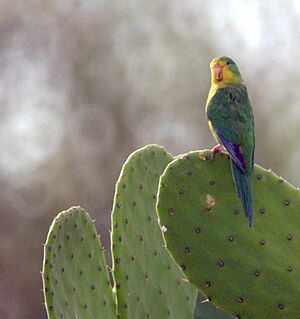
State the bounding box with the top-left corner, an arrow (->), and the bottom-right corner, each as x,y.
205,85 -> 218,112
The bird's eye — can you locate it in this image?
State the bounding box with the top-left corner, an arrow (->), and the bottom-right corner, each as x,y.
226,61 -> 231,65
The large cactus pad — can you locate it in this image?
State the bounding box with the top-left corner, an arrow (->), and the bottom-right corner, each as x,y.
42,207 -> 116,319
111,145 -> 198,319
157,150 -> 300,319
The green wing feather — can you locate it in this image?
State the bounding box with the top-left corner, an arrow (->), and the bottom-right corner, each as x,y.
207,84 -> 255,174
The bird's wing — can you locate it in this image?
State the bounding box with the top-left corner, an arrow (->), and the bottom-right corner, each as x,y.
207,84 -> 255,173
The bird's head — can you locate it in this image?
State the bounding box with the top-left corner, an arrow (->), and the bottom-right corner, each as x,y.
210,56 -> 243,86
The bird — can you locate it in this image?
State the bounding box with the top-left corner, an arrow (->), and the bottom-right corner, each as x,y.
205,56 -> 255,227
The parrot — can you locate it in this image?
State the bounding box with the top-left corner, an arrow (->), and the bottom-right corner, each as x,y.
205,56 -> 255,227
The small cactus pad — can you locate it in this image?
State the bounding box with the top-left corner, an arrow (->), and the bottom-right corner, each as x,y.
157,150 -> 300,318
42,207 -> 116,319
111,145 -> 197,318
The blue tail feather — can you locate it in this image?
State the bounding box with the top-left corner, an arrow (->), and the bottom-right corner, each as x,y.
230,159 -> 253,227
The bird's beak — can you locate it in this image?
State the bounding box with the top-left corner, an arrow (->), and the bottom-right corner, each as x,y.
212,63 -> 223,81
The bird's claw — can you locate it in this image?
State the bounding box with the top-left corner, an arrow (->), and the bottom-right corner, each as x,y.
210,144 -> 222,160
198,145 -> 222,161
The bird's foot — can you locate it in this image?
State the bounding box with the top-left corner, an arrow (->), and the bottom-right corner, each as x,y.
198,146 -> 222,161
210,144 -> 222,160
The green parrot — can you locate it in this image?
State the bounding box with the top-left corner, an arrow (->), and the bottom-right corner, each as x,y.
205,56 -> 255,227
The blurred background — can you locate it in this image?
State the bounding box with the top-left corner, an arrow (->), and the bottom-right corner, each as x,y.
0,0 -> 300,317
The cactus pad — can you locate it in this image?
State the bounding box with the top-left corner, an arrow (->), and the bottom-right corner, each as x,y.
42,207 -> 116,319
111,145 -> 198,318
157,150 -> 300,318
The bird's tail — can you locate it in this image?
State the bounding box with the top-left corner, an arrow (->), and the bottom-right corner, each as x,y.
230,158 -> 253,227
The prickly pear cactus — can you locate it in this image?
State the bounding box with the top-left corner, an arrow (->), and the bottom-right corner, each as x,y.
157,150 -> 300,319
42,207 -> 116,319
111,145 -> 198,318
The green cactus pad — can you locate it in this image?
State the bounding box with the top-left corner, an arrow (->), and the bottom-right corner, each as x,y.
42,207 -> 116,319
111,145 -> 198,319
157,150 -> 300,319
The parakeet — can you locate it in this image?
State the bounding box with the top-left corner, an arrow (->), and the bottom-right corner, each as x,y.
205,56 -> 255,227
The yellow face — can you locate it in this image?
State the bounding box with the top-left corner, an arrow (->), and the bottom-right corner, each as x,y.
209,56 -> 242,86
